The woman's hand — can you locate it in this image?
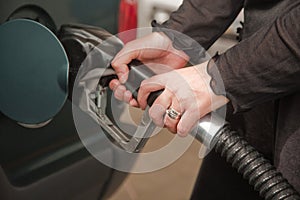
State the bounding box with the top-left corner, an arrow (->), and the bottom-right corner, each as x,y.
137,61 -> 229,136
110,32 -> 189,107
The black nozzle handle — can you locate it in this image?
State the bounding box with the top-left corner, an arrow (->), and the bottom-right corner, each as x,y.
99,60 -> 162,106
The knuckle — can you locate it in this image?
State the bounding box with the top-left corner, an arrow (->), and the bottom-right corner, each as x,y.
140,80 -> 147,88
111,58 -> 121,68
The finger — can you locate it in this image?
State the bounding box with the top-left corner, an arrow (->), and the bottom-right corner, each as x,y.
129,99 -> 139,107
123,90 -> 133,103
110,80 -> 139,106
116,64 -> 129,84
112,48 -> 140,68
109,79 -> 121,91
112,49 -> 140,83
177,110 -> 199,137
137,76 -> 165,110
123,90 -> 139,107
164,98 -> 182,134
113,85 -> 126,101
148,90 -> 172,127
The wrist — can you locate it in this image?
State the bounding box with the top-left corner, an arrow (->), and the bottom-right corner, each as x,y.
194,61 -> 229,110
151,20 -> 206,64
152,31 -> 173,49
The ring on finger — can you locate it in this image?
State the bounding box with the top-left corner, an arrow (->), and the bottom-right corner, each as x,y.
166,107 -> 181,120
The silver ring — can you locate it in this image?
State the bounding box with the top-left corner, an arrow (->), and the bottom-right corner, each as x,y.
166,108 -> 181,120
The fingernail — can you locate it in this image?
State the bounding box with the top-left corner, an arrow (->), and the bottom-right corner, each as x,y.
129,100 -> 138,107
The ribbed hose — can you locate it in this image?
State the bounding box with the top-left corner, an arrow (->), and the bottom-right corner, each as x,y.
214,126 -> 300,200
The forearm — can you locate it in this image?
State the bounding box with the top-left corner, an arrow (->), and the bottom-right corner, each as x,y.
209,3 -> 300,112
158,0 -> 244,49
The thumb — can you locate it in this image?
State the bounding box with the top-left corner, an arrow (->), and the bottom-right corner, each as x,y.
111,49 -> 141,84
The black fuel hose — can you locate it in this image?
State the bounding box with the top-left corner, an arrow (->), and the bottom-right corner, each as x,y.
214,126 -> 300,200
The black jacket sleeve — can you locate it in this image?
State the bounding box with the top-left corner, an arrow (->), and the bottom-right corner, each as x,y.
209,3 -> 300,112
160,0 -> 244,49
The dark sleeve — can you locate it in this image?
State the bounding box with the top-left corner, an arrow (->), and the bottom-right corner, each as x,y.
159,0 -> 244,49
209,4 -> 300,112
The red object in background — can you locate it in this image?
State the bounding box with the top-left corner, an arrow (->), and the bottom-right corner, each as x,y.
118,0 -> 137,43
